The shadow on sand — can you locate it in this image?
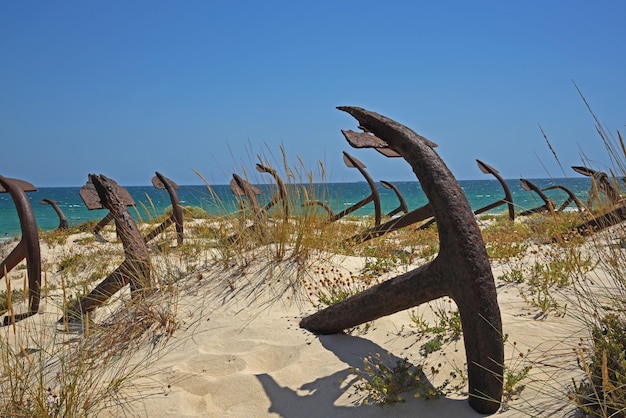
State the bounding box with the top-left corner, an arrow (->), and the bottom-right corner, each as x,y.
256,333 -> 486,417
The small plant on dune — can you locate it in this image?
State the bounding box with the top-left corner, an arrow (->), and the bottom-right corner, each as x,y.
0,289 -> 25,314
501,336 -> 533,408
569,241 -> 626,416
571,314 -> 626,417
409,299 -> 463,358
351,352 -> 461,406
304,266 -> 380,309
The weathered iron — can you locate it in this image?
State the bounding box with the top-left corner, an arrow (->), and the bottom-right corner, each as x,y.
144,172 -> 184,245
518,178 -> 555,216
572,165 -> 621,207
475,160 -> 515,220
60,174 -> 151,321
40,198 -> 69,230
255,163 -> 289,221
304,151 -> 382,226
231,174 -> 267,224
228,173 -> 268,244
554,169 -> 626,239
415,159 -> 516,231
81,176 -> 136,241
566,204 -> 626,237
380,180 -> 409,217
348,159 -> 514,243
543,184 -> 586,213
300,107 -> 503,414
0,176 -> 41,326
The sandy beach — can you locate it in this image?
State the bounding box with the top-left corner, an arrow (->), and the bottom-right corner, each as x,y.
0,213 -> 601,418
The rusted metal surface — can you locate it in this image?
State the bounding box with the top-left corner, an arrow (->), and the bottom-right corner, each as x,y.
256,163 -> 289,221
60,174 -> 151,321
304,151 -> 382,226
81,176 -> 136,240
40,198 -> 69,230
227,165 -> 290,244
0,176 -> 41,325
555,168 -> 626,238
348,159 -> 514,243
415,159 -> 516,231
566,204 -> 626,237
144,172 -> 184,245
572,165 -> 621,206
475,160 -> 515,220
380,180 -> 408,217
231,174 -> 267,224
518,178 -> 555,216
348,199 -> 434,243
543,184 -> 585,213
300,107 -> 503,414
227,174 -> 268,244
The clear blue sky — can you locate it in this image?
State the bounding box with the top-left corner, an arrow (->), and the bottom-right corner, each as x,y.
2,1 -> 625,187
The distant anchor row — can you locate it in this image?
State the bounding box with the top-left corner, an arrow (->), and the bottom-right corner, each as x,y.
1,108 -> 625,414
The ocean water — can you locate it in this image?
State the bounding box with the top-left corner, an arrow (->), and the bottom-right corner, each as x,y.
0,178 -> 593,238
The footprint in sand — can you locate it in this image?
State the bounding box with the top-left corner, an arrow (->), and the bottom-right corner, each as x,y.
173,353 -> 247,377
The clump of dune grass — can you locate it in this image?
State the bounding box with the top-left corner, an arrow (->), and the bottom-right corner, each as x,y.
0,207 -> 211,417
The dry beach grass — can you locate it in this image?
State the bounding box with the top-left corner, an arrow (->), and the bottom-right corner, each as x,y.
1,194 -> 625,417
2,120 -> 626,417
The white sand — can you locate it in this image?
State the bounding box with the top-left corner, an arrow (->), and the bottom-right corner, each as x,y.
1,230 -> 589,417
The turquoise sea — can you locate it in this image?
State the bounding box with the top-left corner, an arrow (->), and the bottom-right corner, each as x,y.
0,178 -> 593,239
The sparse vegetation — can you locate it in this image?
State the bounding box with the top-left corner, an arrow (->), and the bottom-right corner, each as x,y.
3,127 -> 626,418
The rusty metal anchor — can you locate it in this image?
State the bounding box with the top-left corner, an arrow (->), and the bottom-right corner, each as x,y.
230,163 -> 289,221
415,159 -> 516,231
380,180 -> 409,217
304,151 -> 382,226
60,174 -> 151,321
348,159 -> 514,243
230,174 -> 267,223
254,163 -> 289,221
475,160 -> 515,220
517,179 -> 555,216
40,198 -> 69,230
0,176 -> 41,326
554,167 -> 626,238
143,172 -> 184,245
300,107 -> 503,414
82,177 -> 136,241
542,184 -> 585,213
572,166 -> 621,207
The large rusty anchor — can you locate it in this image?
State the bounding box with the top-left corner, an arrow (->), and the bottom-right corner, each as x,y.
542,184 -> 585,213
230,163 -> 289,221
83,178 -> 136,242
40,199 -> 69,230
0,177 -> 41,326
230,173 -> 267,225
572,166 -> 621,207
380,180 -> 409,217
300,107 -> 504,414
304,151 -> 383,226
255,163 -> 289,221
349,158 -> 514,243
517,179 -> 555,216
474,160 -> 515,220
227,163 -> 292,244
415,159 -> 516,231
143,172 -> 184,245
556,167 -> 626,238
60,174 -> 151,321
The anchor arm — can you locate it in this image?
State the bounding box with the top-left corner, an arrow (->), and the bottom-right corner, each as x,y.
301,107 -> 503,413
0,176 -> 41,323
